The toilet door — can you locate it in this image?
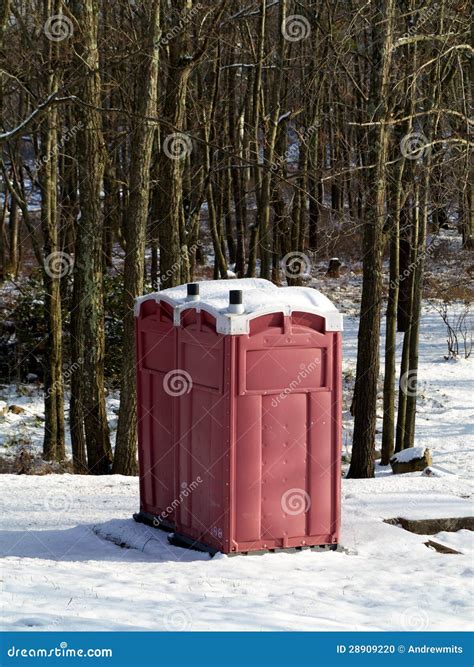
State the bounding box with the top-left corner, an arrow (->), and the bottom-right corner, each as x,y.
234,323 -> 336,546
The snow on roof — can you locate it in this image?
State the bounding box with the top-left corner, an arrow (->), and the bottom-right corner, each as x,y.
152,277 -> 275,303
135,278 -> 342,334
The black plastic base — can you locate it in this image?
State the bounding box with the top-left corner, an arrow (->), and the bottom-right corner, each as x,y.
167,531 -> 219,556
228,543 -> 340,557
168,532 -> 340,557
134,512 -> 340,557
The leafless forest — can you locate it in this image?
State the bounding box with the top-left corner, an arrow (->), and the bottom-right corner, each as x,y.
0,0 -> 472,478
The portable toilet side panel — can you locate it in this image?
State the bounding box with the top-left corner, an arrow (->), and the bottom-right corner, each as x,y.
135,298 -> 177,528
173,309 -> 232,553
134,279 -> 276,537
230,311 -> 341,553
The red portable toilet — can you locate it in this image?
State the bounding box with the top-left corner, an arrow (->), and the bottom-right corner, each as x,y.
134,279 -> 342,555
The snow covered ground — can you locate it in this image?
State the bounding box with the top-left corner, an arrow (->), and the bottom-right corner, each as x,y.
1,305 -> 473,632
341,308 -> 474,477
0,390 -> 120,465
1,472 -> 472,632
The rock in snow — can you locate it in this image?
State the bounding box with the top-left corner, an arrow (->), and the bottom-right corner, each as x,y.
390,447 -> 433,474
8,404 -> 26,415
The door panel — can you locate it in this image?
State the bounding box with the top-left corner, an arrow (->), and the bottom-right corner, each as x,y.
261,393 -> 309,539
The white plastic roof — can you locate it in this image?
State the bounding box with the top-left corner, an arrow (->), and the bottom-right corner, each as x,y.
134,278 -> 343,334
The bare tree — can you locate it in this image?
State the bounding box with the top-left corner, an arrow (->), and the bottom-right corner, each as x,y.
348,0 -> 395,478
70,0 -> 112,474
113,0 -> 161,476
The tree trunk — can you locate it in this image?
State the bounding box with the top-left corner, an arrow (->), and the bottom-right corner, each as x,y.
113,0 -> 161,476
40,0 -> 65,462
227,53 -> 246,276
158,68 -> 191,288
71,0 -> 112,474
246,0 -> 266,278
258,0 -> 286,280
348,0 -> 394,478
381,162 -> 402,465
404,180 -> 428,449
395,323 -> 411,452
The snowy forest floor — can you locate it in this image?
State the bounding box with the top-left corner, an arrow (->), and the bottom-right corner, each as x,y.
1,299 -> 473,631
